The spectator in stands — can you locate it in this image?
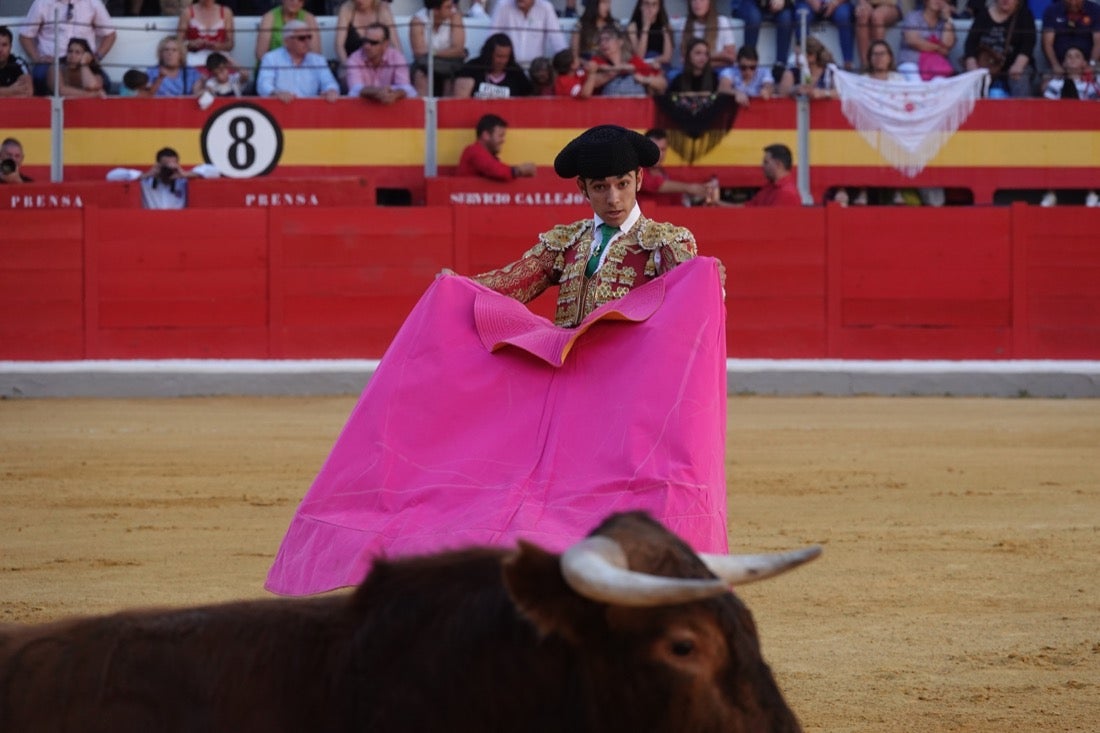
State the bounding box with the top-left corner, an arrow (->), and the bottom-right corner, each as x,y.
572,0 -> 622,60
257,19 -> 341,101
855,0 -> 901,72
626,0 -> 673,69
580,24 -> 667,96
551,47 -> 587,95
964,0 -> 1038,98
745,143 -> 803,206
256,0 -> 322,64
20,0 -> 117,95
140,146 -> 196,210
1041,0 -> 1100,75
864,38 -> 903,80
718,45 -> 776,105
346,22 -> 417,102
667,37 -> 720,92
682,0 -> 738,68
0,137 -> 32,184
795,0 -> 856,69
490,0 -> 569,66
731,0 -> 794,73
147,36 -> 203,96
456,113 -> 537,180
778,35 -> 837,97
335,0 -> 403,74
177,0 -> 236,70
46,37 -> 110,97
638,127 -> 717,206
410,0 -> 467,97
1043,45 -> 1100,97
201,52 -> 248,96
119,68 -> 153,96
453,32 -> 534,97
898,0 -> 957,81
952,0 -> 990,19
0,26 -> 33,98
528,55 -> 555,93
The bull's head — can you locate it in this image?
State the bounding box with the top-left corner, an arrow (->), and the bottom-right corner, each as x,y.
503,511 -> 819,733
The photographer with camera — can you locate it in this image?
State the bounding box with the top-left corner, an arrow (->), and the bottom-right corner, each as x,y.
140,147 -> 197,210
0,138 -> 30,184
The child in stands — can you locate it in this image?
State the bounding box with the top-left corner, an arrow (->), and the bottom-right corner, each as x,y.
202,52 -> 248,97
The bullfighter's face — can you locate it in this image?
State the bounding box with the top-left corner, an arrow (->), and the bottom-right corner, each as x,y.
578,170 -> 641,228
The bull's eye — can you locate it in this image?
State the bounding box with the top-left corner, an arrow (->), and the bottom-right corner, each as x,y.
670,639 -> 695,657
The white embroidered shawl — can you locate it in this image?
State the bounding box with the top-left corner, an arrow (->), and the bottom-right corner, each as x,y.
831,66 -> 988,177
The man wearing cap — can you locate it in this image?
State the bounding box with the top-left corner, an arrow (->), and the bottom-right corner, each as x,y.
257,19 -> 340,102
470,124 -> 698,328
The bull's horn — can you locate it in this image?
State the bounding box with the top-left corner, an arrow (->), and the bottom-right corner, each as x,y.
698,545 -> 823,586
560,536 -> 730,607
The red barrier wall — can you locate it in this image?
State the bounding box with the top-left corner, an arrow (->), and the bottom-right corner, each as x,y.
3,205 -> 1098,361
6,97 -> 1099,205
188,177 -> 376,208
0,182 -> 141,210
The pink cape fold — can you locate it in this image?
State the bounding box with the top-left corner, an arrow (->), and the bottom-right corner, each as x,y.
265,257 -> 729,596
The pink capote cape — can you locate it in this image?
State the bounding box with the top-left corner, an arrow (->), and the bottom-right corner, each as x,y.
265,256 -> 728,596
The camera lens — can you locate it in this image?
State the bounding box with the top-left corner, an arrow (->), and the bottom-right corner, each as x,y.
0,159 -> 16,175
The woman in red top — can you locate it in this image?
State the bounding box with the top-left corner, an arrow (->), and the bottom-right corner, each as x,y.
580,26 -> 667,97
177,0 -> 235,68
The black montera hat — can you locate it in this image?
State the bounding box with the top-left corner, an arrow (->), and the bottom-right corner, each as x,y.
553,125 -> 660,179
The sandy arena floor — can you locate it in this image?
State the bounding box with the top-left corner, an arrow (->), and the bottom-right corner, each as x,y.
1,396 -> 1097,732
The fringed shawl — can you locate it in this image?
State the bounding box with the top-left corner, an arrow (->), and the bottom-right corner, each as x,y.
832,66 -> 988,177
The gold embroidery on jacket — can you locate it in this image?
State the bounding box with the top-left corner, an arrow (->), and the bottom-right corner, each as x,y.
474,216 -> 697,328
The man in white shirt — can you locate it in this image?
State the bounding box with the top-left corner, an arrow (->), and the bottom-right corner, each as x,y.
140,147 -> 196,210
489,0 -> 568,66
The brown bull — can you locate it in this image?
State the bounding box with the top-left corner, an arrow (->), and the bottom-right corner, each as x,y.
0,511 -> 820,732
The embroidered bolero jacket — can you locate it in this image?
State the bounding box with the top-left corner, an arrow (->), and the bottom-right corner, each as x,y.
472,216 -> 698,328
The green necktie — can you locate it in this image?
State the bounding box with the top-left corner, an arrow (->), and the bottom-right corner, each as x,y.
586,223 -> 619,278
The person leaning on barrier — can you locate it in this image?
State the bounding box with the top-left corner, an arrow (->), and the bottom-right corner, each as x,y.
717,45 -> 777,106
465,125 -> 700,328
346,22 -> 417,103
453,32 -> 533,98
0,26 -> 33,98
147,35 -> 203,97
257,19 -> 340,102
45,37 -> 110,98
1043,46 -> 1100,99
200,52 -> 248,97
20,0 -> 116,95
579,25 -> 667,97
638,128 -> 718,206
744,143 -> 803,207
0,138 -> 32,184
455,113 -> 536,181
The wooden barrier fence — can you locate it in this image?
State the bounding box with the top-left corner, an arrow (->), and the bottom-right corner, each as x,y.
2,203 -> 1098,361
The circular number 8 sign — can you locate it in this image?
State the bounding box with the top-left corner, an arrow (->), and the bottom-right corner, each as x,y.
201,103 -> 284,178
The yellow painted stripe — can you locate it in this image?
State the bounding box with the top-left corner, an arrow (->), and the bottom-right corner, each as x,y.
18,127 -> 1100,169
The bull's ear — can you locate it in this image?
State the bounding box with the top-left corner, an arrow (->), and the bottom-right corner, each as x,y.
502,541 -> 599,644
